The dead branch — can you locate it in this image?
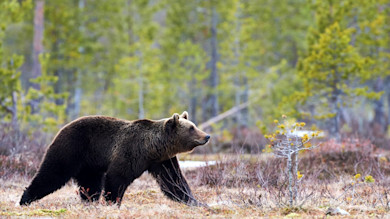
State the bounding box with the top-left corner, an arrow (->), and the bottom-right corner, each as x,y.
198,101 -> 251,130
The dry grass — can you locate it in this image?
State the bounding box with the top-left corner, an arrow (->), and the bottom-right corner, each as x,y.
1,137 -> 390,218
1,160 -> 390,217
1,176 -> 388,218
0,175 -> 322,218
0,174 -> 274,218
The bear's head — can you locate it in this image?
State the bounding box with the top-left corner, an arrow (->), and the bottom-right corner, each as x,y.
165,111 -> 210,153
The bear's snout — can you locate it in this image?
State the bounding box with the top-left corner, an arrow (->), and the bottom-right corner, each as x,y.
200,135 -> 210,145
193,134 -> 210,145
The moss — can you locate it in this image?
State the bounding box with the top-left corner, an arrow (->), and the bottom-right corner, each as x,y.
0,208 -> 67,217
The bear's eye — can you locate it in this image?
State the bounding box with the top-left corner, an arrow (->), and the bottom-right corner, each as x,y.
189,126 -> 195,132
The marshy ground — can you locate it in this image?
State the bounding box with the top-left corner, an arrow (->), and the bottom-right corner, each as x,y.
1,142 -> 390,218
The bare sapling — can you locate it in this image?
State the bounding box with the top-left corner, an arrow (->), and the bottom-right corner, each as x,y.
264,115 -> 322,207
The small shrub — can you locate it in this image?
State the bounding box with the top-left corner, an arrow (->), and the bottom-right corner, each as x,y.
264,116 -> 322,206
0,123 -> 51,177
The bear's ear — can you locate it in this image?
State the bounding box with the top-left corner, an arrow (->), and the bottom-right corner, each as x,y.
166,113 -> 180,131
180,111 -> 188,120
173,113 -> 180,124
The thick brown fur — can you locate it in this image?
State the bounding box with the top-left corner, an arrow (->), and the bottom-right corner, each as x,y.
20,112 -> 210,206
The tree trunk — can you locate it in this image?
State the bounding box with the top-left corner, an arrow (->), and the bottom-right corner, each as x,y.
373,77 -> 386,132
384,76 -> 390,131
233,2 -> 248,128
241,77 -> 249,127
386,76 -> 390,131
69,74 -> 83,120
68,0 -> 85,120
138,71 -> 144,119
330,70 -> 341,140
11,91 -> 18,127
31,0 -> 44,90
189,73 -> 198,124
233,3 -> 242,127
331,98 -> 341,141
52,36 -> 63,105
137,50 -> 144,119
293,147 -> 298,204
287,147 -> 293,207
234,74 -> 241,123
209,6 -> 219,118
290,38 -> 298,67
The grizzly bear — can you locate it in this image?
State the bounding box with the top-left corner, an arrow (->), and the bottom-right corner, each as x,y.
20,112 -> 210,206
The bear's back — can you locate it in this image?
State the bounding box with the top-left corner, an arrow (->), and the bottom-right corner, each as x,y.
49,116 -> 129,169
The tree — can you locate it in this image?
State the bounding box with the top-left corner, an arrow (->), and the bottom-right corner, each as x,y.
208,4 -> 219,119
298,22 -> 380,137
293,0 -> 388,138
108,0 -> 163,119
265,118 -> 321,207
43,0 -> 86,119
218,0 -> 249,128
159,0 -> 208,123
31,0 -> 44,91
0,0 -> 67,130
196,0 -> 222,122
23,54 -> 69,131
0,0 -> 32,126
353,0 -> 390,133
76,0 -> 130,116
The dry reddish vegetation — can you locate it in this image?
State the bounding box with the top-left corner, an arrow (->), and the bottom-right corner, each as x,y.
1,138 -> 390,218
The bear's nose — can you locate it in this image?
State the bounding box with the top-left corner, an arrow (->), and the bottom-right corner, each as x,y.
205,135 -> 210,141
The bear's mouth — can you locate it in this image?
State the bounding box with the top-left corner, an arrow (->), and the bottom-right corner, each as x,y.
194,136 -> 210,146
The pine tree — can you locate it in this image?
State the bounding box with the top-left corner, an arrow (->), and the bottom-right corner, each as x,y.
297,0 -> 385,137
298,22 -> 380,137
108,0 -> 163,119
159,0 -> 208,122
0,0 -> 32,126
353,0 -> 390,132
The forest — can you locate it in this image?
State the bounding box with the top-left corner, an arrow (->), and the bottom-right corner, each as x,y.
1,0 -> 390,217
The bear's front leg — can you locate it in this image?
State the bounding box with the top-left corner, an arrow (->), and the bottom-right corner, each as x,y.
148,156 -> 203,206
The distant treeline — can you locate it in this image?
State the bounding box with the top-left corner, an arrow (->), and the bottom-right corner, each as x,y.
0,0 -> 389,138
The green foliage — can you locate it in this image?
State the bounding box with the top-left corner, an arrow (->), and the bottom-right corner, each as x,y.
0,0 -> 67,130
23,54 -> 69,131
104,0 -> 164,119
158,0 -> 209,119
0,0 -> 389,136
299,22 -> 372,105
0,53 -> 23,121
0,0 -> 31,122
295,0 -> 388,133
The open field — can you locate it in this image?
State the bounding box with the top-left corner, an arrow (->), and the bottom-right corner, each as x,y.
0,174 -> 384,218
1,149 -> 390,218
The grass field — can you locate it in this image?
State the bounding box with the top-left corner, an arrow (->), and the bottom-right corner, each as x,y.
1,148 -> 390,218
0,174 -> 325,218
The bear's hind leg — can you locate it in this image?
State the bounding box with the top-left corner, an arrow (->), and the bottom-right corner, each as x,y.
103,163 -> 145,206
74,168 -> 104,202
103,172 -> 133,205
20,162 -> 74,205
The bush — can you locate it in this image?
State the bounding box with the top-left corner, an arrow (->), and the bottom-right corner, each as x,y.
0,123 -> 51,178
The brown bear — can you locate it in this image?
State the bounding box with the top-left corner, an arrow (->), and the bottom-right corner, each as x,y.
19,111 -> 210,206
